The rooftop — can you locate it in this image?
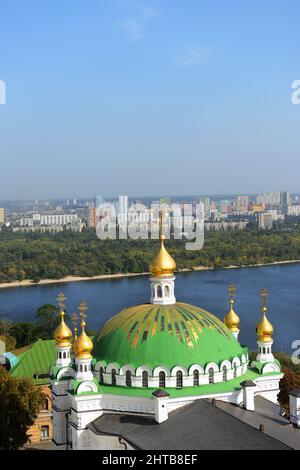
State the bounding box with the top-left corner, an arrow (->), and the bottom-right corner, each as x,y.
89,399 -> 291,450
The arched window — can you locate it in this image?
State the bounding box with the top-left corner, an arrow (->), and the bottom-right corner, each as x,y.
164,285 -> 169,296
233,364 -> 238,379
193,370 -> 199,386
222,365 -> 227,382
176,371 -> 183,388
157,285 -> 163,298
263,347 -> 266,354
126,370 -> 132,387
142,371 -> 148,388
111,369 -> 117,386
159,371 -> 166,388
208,367 -> 214,384
84,364 -> 88,372
99,367 -> 104,384
41,398 -> 49,411
63,352 -> 66,359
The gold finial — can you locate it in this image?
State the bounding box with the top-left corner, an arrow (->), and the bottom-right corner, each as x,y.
57,292 -> 66,311
224,284 -> 240,334
229,283 -> 235,304
261,288 -> 267,310
79,300 -> 88,328
256,288 -> 273,342
159,211 -> 165,242
54,292 -> 72,347
73,301 -> 93,360
149,211 -> 176,278
71,313 -> 78,340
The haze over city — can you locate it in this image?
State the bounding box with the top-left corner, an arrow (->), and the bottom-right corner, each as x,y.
0,0 -> 300,199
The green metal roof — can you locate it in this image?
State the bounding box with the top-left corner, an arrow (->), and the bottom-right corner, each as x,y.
10,339 -> 56,385
94,302 -> 247,369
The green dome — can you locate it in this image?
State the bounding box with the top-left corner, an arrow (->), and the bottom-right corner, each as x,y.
94,303 -> 246,369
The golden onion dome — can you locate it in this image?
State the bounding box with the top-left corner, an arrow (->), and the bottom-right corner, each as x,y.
149,213 -> 176,278
74,301 -> 93,360
54,311 -> 73,348
256,288 -> 273,343
54,293 -> 73,348
224,284 -> 240,333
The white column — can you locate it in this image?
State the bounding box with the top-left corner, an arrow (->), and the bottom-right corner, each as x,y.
153,390 -> 169,423
241,381 -> 256,411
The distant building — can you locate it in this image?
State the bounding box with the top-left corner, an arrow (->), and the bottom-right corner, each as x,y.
0,208 -> 4,224
236,196 -> 249,213
94,195 -> 103,208
280,191 -> 291,211
118,195 -> 128,223
257,192 -> 281,207
88,207 -> 99,228
288,205 -> 300,216
258,212 -> 273,230
199,196 -> 210,219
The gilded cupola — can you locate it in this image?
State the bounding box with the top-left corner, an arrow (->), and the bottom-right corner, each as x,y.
149,212 -> 176,278
54,292 -> 72,348
256,288 -> 274,343
224,284 -> 240,334
73,301 -> 94,360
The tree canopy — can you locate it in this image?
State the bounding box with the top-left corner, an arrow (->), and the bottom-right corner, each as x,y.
0,368 -> 45,449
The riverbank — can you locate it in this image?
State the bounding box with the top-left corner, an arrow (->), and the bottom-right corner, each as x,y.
0,259 -> 300,290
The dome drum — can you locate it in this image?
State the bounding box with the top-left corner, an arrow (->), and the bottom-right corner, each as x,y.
94,357 -> 248,389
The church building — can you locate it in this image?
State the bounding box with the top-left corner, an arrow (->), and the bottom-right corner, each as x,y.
50,215 -> 288,450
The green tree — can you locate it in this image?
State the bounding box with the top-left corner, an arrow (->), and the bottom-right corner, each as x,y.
10,322 -> 38,348
0,368 -> 45,449
35,304 -> 59,339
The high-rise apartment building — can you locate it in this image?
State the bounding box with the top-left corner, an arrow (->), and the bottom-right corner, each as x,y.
280,191 -> 291,210
258,212 -> 273,230
118,195 -> 128,223
88,207 -> 99,228
256,192 -> 281,207
235,196 -> 249,212
94,194 -> 103,208
0,208 -> 4,224
199,196 -> 210,220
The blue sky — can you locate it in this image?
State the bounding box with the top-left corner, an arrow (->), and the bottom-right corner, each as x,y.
0,0 -> 300,199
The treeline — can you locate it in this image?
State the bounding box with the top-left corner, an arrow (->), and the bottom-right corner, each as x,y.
1,227 -> 300,283
0,304 -> 61,349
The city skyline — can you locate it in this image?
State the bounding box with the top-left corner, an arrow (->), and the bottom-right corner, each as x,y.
1,1 -> 300,199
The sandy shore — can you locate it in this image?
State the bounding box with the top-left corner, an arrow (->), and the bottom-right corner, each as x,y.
0,259 -> 299,290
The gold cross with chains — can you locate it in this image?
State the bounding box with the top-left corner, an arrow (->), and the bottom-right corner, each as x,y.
57,292 -> 66,310
79,300 -> 88,321
261,288 -> 267,308
229,283 -> 235,302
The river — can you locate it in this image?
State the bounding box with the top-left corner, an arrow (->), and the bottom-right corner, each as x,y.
0,263 -> 299,353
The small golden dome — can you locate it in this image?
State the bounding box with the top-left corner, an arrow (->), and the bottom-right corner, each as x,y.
74,301 -> 93,360
149,213 -> 176,278
54,293 -> 72,348
256,288 -> 273,343
224,284 -> 240,333
54,312 -> 73,348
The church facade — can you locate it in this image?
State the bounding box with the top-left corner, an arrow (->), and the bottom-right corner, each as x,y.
50,216 -> 283,450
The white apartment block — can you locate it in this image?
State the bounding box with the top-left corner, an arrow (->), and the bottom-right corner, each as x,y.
288,205 -> 300,216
